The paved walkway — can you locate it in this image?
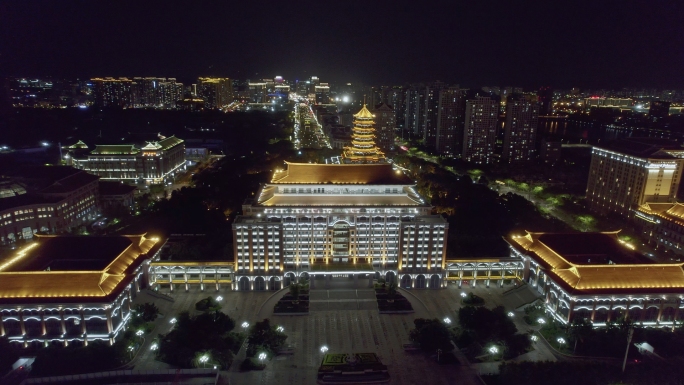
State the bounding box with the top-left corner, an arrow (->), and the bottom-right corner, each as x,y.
128,280 -> 555,384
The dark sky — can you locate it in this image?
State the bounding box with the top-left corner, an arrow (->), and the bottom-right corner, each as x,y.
1,0 -> 683,89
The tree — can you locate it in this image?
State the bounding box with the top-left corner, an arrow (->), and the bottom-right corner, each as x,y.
289,283 -> 301,302
409,318 -> 454,353
387,281 -> 397,300
247,319 -> 287,356
568,318 -> 593,354
135,303 -> 160,322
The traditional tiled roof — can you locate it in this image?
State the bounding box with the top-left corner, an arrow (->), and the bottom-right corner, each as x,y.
271,163 -> 413,185
261,194 -> 423,207
0,234 -> 161,303
508,231 -> 684,295
91,145 -> 140,155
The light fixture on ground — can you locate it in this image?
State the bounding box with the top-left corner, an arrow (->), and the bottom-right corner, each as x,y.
320,345 -> 329,353
489,346 -> 498,354
150,343 -> 158,351
136,330 -> 144,336
507,312 -> 514,317
242,321 -> 249,329
277,326 -> 284,332
557,337 -> 566,349
460,292 -> 467,298
216,296 -> 223,301
443,317 -> 451,324
258,352 -> 267,361
537,318 -> 546,324
170,318 -> 177,324
530,335 -> 538,342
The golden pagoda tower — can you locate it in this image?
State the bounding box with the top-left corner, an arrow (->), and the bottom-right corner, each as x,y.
342,104 -> 386,163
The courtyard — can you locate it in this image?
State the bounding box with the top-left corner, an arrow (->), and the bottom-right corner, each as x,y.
130,279 -> 554,384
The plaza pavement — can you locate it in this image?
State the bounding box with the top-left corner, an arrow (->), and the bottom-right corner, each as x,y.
130,280 -> 557,383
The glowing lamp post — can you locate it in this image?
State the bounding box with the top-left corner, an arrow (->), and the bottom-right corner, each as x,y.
277,326 -> 284,333
242,321 -> 250,329
443,317 -> 452,325
557,337 -> 566,350
320,345 -> 329,354
537,318 -> 546,325
258,352 -> 267,362
199,355 -> 209,368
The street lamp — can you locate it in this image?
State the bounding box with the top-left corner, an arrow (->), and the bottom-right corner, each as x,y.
557,337 -> 566,349
150,343 -> 158,351
507,312 -> 515,317
242,321 -> 250,329
320,345 -> 329,353
530,335 -> 538,342
443,317 -> 452,324
277,326 -> 284,333
460,292 -> 467,298
216,296 -> 223,302
136,330 -> 144,336
258,352 -> 267,361
199,355 -> 209,368
537,318 -> 546,325
170,318 -> 177,324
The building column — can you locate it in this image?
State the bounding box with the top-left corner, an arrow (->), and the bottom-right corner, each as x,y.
0,312 -> 5,337
473,266 -> 478,287
486,267 -> 492,288
40,310 -> 46,336
607,300 -> 615,323
625,298 -> 632,320
169,271 -> 174,292
106,307 -> 114,345
368,273 -> 373,288
590,301 -> 598,322
200,268 -> 204,292
566,299 -> 575,324
310,275 -> 316,289
672,299 -> 681,331
656,302 -> 665,325
59,309 -> 66,346
19,310 -> 26,337
184,268 -> 189,292
216,269 -> 220,291
79,308 -> 87,345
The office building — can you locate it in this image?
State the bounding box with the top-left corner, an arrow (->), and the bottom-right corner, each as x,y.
586,138 -> 684,218
342,105 -> 385,163
506,231 -> 684,327
0,234 -> 163,346
232,162 -> 448,290
67,136 -> 186,185
462,94 -> 500,164
503,94 -> 539,163
0,167 -> 100,244
650,100 -> 671,120
436,87 -> 466,156
198,78 -> 233,109
372,103 -> 396,152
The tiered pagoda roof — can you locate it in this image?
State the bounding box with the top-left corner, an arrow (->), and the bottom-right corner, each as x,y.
342,105 -> 385,163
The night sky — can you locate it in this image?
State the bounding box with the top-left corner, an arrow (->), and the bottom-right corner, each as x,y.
1,0 -> 683,89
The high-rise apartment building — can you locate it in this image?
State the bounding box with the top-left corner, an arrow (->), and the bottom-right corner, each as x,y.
373,103 -> 396,152
503,94 -> 539,163
91,78 -> 134,107
435,87 -> 466,156
422,83 -> 447,149
537,86 -> 553,116
404,86 -> 425,138
198,78 -> 233,109
315,83 -> 331,104
650,100 -> 671,120
586,138 -> 684,218
462,94 -> 500,164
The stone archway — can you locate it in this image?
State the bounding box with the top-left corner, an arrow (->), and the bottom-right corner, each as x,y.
400,274 -> 412,289
238,276 -> 250,291
254,276 -> 266,291
415,274 -> 426,289
385,271 -> 396,284
269,276 -> 280,291
429,274 -> 440,289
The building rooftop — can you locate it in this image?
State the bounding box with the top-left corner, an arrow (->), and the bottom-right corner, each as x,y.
260,194 -> 424,207
637,202 -> 684,226
39,171 -> 99,195
91,145 -> 140,155
0,234 -> 161,303
508,231 -> 684,295
600,137 -> 684,159
271,163 -> 414,185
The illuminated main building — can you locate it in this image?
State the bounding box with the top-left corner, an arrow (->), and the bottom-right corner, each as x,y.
232,104 -> 447,290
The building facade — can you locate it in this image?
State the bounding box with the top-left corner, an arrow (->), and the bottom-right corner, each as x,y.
0,235 -> 163,347
462,95 -> 500,164
503,94 -> 539,163
232,162 -> 449,290
198,78 -> 233,109
0,168 -> 100,244
506,231 -> 684,327
69,136 -> 186,185
372,103 -> 396,152
586,138 -> 684,218
634,202 -> 684,256
436,87 -> 466,156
